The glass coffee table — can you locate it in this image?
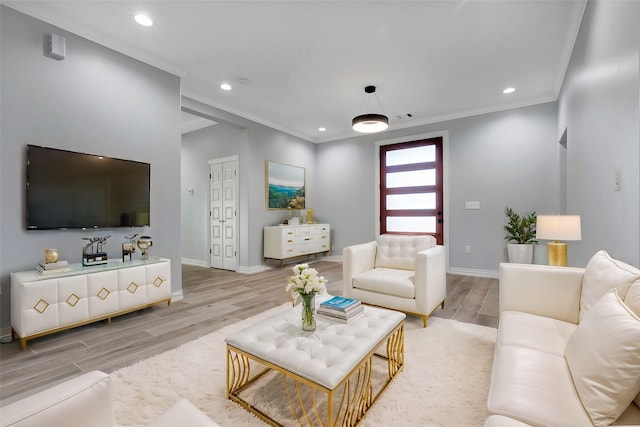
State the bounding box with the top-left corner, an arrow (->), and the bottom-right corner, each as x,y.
225,296 -> 405,426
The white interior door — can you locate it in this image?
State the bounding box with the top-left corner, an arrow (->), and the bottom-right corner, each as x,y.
209,156 -> 238,270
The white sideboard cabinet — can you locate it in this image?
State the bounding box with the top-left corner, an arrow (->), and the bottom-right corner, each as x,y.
264,224 -> 331,267
11,257 -> 171,349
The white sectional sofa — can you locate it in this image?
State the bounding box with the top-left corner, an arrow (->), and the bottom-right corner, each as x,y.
486,250 -> 640,427
0,371 -> 219,427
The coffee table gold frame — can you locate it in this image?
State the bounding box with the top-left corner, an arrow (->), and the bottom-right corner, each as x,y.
226,321 -> 404,427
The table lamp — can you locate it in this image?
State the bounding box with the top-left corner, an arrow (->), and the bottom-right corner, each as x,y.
535,215 -> 581,266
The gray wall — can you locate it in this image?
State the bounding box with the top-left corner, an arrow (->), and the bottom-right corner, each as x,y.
317,103 -> 560,273
558,0 -> 640,267
180,97 -> 317,270
181,123 -> 247,264
0,7 -> 182,329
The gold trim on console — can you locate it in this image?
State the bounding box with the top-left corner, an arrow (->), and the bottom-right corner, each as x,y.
127,282 -> 139,294
66,293 -> 80,307
33,299 -> 49,314
153,276 -> 164,287
97,287 -> 110,300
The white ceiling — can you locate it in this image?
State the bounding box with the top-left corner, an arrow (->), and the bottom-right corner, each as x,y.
4,1 -> 586,143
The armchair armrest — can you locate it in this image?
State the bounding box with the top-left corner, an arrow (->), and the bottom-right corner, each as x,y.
499,263 -> 584,324
414,245 -> 446,312
343,241 -> 377,297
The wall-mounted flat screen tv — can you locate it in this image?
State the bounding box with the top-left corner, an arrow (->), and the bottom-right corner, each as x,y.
26,145 -> 150,230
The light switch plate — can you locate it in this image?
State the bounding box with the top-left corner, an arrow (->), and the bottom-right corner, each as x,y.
465,201 -> 480,210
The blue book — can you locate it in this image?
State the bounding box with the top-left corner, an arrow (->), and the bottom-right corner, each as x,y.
321,296 -> 360,310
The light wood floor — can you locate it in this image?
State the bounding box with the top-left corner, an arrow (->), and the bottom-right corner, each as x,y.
0,260 -> 498,404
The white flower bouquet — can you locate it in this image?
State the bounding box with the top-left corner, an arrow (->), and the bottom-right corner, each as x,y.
285,263 -> 327,331
285,263 -> 327,299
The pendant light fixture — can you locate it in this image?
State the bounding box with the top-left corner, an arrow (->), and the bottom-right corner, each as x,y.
352,85 -> 389,133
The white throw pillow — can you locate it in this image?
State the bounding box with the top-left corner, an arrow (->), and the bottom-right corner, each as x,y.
626,283 -> 640,407
580,250 -> 640,322
565,289 -> 640,426
626,282 -> 640,317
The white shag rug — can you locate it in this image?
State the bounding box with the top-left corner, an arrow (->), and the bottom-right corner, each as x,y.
111,304 -> 497,427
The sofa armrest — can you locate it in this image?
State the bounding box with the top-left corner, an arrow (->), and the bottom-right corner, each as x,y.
415,245 -> 447,312
342,241 -> 377,298
0,371 -> 114,427
499,263 -> 584,324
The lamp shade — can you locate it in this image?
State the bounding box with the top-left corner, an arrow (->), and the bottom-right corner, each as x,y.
352,114 -> 389,133
536,215 -> 582,241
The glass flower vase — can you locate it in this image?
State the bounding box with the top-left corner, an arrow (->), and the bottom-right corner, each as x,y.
300,293 -> 316,331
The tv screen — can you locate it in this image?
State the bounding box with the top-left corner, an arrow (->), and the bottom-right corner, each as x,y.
26,145 -> 150,230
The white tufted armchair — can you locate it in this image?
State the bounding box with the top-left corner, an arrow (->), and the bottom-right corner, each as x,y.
343,234 -> 446,327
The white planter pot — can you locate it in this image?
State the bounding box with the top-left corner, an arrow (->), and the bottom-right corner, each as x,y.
507,243 -> 534,264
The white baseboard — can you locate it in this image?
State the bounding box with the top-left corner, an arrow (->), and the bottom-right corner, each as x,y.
182,258 -> 208,267
448,267 -> 499,279
0,326 -> 12,342
171,289 -> 184,302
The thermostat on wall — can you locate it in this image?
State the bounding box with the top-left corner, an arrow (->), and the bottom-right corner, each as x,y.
47,33 -> 66,60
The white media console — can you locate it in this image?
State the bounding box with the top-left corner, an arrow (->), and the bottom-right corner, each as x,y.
11,257 -> 171,349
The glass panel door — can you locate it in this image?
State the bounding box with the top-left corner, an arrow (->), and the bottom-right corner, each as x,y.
380,137 -> 443,244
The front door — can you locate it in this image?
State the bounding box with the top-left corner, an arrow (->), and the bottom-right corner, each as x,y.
379,137 -> 444,244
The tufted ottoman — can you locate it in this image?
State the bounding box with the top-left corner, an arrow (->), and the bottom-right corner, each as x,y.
225,296 -> 405,426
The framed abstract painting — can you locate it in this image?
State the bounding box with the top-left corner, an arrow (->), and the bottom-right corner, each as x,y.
266,161 -> 305,209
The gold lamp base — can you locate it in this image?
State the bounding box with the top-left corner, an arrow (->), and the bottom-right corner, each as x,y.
547,241 -> 568,266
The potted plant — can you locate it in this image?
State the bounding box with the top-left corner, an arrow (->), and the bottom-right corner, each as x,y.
504,207 -> 538,263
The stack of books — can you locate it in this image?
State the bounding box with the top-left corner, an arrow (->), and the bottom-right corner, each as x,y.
318,296 -> 363,323
35,260 -> 71,275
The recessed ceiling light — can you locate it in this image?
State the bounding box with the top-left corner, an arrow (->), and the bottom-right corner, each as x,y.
318,127 -> 326,132
220,83 -> 232,91
503,87 -> 516,94
134,14 -> 153,27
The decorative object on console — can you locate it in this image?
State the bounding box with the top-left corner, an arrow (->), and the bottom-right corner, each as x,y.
504,207 -> 537,264
44,248 -> 59,263
122,234 -> 138,262
137,235 -> 153,260
266,161 -> 305,209
82,235 -> 110,266
38,248 -> 70,274
36,262 -> 71,275
535,214 -> 581,266
285,263 -> 327,331
352,85 -> 389,133
307,208 -> 313,224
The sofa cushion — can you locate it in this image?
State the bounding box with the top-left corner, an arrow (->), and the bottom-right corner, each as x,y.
487,343 -> 592,427
626,283 -> 640,407
353,268 -> 415,299
374,234 -> 435,270
565,289 -> 640,426
498,311 -> 577,356
580,250 -> 640,322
